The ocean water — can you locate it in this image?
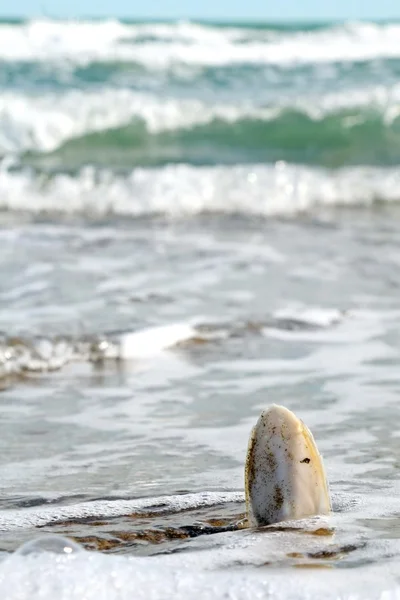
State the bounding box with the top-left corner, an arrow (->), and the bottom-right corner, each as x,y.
2,17 -> 400,599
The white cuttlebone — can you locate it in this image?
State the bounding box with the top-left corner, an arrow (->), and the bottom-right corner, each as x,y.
98,323 -> 198,360
245,404 -> 331,526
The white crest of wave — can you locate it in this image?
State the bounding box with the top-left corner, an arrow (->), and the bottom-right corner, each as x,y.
1,162 -> 400,217
0,89 -> 279,154
1,83 -> 400,155
2,20 -> 400,66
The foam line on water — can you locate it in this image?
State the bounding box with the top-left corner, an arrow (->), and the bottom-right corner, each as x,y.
0,491 -> 244,531
2,20 -> 400,66
2,163 -> 400,217
273,307 -> 345,328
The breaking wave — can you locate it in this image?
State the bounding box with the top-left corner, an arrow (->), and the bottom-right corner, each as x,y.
1,162 -> 400,218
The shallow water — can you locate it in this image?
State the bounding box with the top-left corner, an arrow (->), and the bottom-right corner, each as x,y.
2,17 -> 400,599
2,212 -> 400,598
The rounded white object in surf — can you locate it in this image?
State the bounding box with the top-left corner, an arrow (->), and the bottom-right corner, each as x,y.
15,534 -> 83,557
111,323 -> 197,359
245,404 -> 331,527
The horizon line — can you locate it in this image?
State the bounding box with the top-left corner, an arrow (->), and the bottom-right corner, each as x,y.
1,14 -> 400,23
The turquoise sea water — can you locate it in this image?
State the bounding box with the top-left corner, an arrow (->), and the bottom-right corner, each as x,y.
1,18 -> 400,212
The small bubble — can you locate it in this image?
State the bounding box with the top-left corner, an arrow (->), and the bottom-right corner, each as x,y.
15,535 -> 83,557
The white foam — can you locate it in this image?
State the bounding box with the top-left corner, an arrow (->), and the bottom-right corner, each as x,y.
0,491 -> 243,531
1,546 -> 400,600
273,306 -> 344,328
2,20 -> 400,67
0,322 -> 198,379
265,308 -> 398,344
2,162 -> 400,217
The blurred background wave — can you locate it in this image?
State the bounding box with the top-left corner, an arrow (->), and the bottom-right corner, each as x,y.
2,18 -> 400,217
